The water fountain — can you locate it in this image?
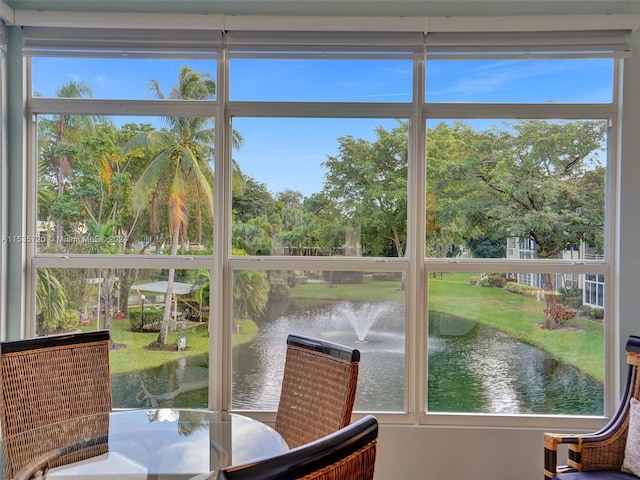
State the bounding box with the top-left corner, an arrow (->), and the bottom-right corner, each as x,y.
333,301 -> 391,343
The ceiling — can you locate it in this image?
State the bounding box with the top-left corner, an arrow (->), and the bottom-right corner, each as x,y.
3,0 -> 640,17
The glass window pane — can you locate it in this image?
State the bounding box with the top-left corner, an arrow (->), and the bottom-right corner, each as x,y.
31,57 -> 217,100
232,118 -> 408,257
36,114 -> 215,254
426,119 -> 607,260
35,267 -> 211,409
232,269 -> 406,412
230,58 -> 412,102
427,271 -> 604,415
426,58 -> 613,103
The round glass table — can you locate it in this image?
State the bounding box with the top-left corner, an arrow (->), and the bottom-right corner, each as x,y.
1,409 -> 288,479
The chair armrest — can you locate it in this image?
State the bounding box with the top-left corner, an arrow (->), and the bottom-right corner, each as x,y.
544,425 -> 628,480
544,432 -> 582,479
12,449 -> 61,480
10,433 -> 109,480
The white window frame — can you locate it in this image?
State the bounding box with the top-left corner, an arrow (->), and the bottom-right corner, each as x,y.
23,29 -> 622,431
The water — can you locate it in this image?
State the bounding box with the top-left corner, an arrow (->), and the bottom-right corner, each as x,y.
112,299 -> 603,415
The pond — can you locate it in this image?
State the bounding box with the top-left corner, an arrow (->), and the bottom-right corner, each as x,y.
112,298 -> 603,415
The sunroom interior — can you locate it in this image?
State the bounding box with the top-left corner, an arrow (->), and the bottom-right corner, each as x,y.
1,1 -> 640,479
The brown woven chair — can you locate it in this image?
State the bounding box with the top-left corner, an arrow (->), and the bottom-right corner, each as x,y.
0,330 -> 112,478
544,335 -> 640,480
217,415 -> 378,480
274,334 -> 360,449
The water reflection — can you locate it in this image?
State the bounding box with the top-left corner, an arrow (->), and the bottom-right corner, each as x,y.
112,299 -> 603,415
428,315 -> 603,415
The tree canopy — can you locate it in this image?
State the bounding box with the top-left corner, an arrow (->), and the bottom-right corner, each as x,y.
36,69 -> 608,335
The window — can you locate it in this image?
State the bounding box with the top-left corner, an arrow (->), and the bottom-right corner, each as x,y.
423,53 -> 615,418
231,117 -> 408,258
232,269 -> 406,412
35,113 -> 216,255
426,270 -> 605,415
31,57 -> 217,100
426,58 -> 613,103
23,28 -> 621,422
230,57 -> 412,102
29,51 -> 219,409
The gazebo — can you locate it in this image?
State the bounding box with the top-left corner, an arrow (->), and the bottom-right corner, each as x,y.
131,281 -> 198,321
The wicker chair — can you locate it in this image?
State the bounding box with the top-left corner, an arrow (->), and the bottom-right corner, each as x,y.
0,330 -> 112,478
274,334 -> 361,449
544,335 -> 640,479
217,414 -> 378,480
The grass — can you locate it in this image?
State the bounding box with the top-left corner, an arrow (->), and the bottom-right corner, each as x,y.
93,272 -> 604,383
83,317 -> 259,375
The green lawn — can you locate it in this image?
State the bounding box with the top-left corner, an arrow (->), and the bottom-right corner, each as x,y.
95,273 -> 604,382
83,317 -> 258,375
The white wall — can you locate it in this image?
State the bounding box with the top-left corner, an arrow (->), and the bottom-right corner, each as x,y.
376,425 -> 545,480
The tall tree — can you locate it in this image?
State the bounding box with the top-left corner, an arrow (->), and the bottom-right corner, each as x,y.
323,121 -> 408,258
453,119 -> 606,329
124,67 -> 242,345
37,81 -> 95,244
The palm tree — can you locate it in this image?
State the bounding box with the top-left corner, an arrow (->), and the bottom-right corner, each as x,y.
124,67 -> 243,345
35,268 -> 68,336
37,81 -> 95,244
233,270 -> 270,321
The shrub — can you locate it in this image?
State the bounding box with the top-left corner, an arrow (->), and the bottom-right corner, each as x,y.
59,309 -> 80,331
487,275 -> 506,288
579,305 -> 593,317
373,272 -> 402,281
129,309 -> 164,332
504,282 -> 542,298
479,278 -> 491,287
469,276 -> 479,285
563,296 -> 583,309
590,308 -> 605,320
558,287 -> 583,309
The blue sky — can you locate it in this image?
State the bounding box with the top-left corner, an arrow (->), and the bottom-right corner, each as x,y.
32,56 -> 612,198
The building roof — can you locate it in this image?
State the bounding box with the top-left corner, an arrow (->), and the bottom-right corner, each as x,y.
131,281 -> 197,296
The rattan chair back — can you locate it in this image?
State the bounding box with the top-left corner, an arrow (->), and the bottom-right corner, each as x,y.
544,335 -> 640,478
274,334 -> 360,449
217,415 -> 378,480
0,330 -> 112,478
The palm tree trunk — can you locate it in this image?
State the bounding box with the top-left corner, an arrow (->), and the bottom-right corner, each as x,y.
542,272 -> 560,329
158,227 -> 180,344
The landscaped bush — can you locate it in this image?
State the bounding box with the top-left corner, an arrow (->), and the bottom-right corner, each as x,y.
590,308 -> 605,320
487,275 -> 506,287
558,287 -> 583,309
503,282 -> 542,298
579,305 -> 593,317
129,309 -> 164,332
469,276 -> 479,285
59,309 -> 80,331
322,271 -> 364,284
479,278 -> 491,287
373,272 -> 402,281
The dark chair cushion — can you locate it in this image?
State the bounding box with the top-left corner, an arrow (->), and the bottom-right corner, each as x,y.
555,471 -> 639,480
